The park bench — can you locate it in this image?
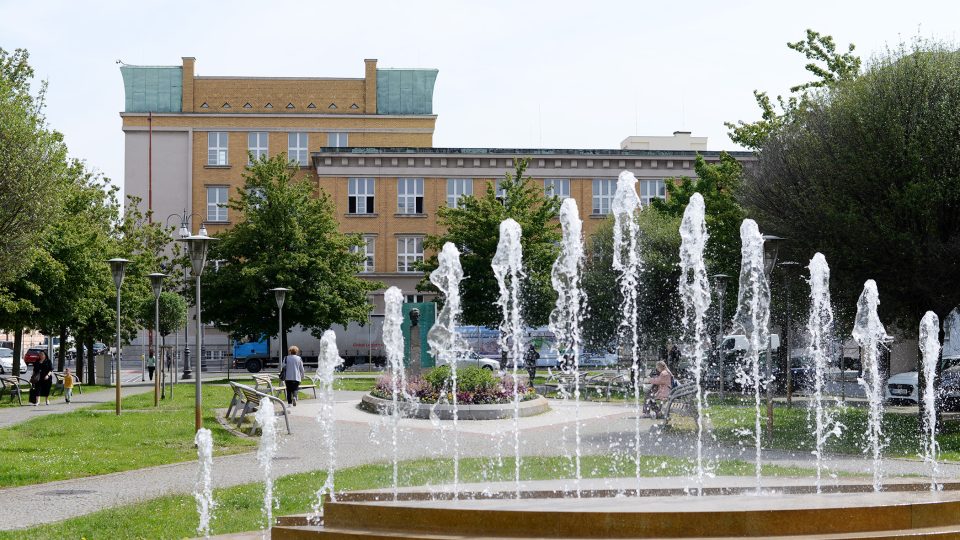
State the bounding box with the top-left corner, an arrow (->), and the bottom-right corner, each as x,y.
51,372 -> 83,396
251,374 -> 286,399
542,371 -> 588,397
0,376 -> 31,405
584,372 -> 632,400
228,382 -> 291,435
661,381 -> 700,427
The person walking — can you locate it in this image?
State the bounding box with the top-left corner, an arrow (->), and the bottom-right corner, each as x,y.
281,345 -> 304,406
35,351 -> 54,406
63,367 -> 75,403
146,349 -> 156,381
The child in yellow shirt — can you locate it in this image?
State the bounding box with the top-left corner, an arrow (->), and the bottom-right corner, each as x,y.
63,367 -> 74,403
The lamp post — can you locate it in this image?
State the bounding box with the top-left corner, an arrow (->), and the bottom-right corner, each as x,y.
167,211 -> 202,382
148,272 -> 166,407
270,288 -> 291,372
777,261 -> 800,407
107,258 -> 129,416
761,234 -> 785,442
177,230 -> 216,432
710,273 -> 731,401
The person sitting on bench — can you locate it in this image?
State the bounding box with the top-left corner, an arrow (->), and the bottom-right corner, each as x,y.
642,361 -> 674,419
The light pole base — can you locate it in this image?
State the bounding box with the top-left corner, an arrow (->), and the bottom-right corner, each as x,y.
182,370 -> 192,380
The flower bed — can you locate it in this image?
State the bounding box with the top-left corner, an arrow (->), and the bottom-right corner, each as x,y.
370,365 -> 538,405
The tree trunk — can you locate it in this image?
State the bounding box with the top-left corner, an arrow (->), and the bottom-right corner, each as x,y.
57,326 -> 67,371
87,336 -> 96,383
75,332 -> 85,382
12,328 -> 22,377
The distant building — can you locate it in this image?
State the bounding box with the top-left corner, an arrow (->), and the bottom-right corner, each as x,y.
620,131 -> 708,151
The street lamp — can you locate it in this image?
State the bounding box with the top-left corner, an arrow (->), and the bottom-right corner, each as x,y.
148,272 -> 166,407
270,288 -> 291,372
710,273 -> 731,401
778,261 -> 800,406
761,234 -> 785,441
177,231 -> 217,432
166,211 -> 202,383
107,257 -> 129,416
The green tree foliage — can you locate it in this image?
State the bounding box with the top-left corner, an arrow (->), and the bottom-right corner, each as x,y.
741,41 -> 960,331
420,160 -> 561,328
202,154 -> 381,342
725,30 -> 861,150
139,291 -> 187,337
0,47 -> 70,285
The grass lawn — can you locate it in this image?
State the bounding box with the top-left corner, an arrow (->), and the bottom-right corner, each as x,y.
333,376 -> 377,392
0,384 -> 112,408
698,400 -> 960,462
0,454 -> 816,540
0,384 -> 255,488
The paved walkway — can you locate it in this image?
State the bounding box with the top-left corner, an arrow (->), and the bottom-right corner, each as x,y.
1,393 -> 958,531
0,380 -> 154,428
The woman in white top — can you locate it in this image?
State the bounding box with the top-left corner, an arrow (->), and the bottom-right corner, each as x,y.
281,345 -> 305,406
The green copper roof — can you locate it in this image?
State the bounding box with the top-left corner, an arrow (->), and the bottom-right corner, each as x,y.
120,65 -> 182,113
376,68 -> 437,115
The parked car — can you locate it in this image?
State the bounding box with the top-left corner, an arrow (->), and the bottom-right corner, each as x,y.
23,347 -> 46,366
0,347 -> 13,374
885,371 -> 919,405
941,357 -> 960,411
438,352 -> 499,371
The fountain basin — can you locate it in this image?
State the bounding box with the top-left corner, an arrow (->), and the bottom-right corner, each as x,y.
272,479 -> 960,539
359,393 -> 550,420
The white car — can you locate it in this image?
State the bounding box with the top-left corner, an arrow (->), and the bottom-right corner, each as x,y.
438,352 -> 500,371
885,371 -> 919,404
0,347 -> 14,374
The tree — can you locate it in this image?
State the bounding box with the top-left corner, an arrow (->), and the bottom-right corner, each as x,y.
741,41 -> 960,334
202,154 -> 381,344
725,30 -> 860,150
0,48 -> 70,285
420,160 -> 561,328
139,291 -> 187,338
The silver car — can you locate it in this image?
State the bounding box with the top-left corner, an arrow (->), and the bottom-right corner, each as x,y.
0,347 -> 14,374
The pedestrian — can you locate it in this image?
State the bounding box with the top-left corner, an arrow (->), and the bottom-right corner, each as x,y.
147,349 -> 156,381
524,343 -> 540,383
642,361 -> 674,419
34,351 -> 54,406
63,366 -> 75,403
280,345 -> 305,406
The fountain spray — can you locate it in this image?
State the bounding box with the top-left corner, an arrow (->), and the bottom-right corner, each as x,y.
383,286 -> 408,500
732,219 -> 770,494
548,198 -> 585,497
255,397 -> 280,535
427,242 -> 466,499
311,330 -> 343,522
919,311 -> 941,491
852,280 -> 890,492
678,193 -> 711,493
806,253 -> 843,492
612,170 -> 643,491
492,219 -> 525,499
194,427 -> 216,538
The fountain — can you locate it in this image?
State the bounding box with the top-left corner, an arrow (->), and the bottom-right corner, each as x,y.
611,170 -> 643,490
311,329 -> 343,522
852,280 -> 889,492
194,427 -> 216,538
491,218 -> 525,498
806,253 -> 844,492
919,311 -> 941,491
732,219 -> 770,493
678,192 -> 711,491
255,394 -> 280,534
548,198 -> 585,497
383,286 -> 410,500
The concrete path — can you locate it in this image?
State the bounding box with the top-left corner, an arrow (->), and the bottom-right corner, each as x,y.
1,393 -> 958,531
0,380 -> 154,429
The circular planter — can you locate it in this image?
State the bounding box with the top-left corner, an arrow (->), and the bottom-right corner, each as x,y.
359,393 -> 550,420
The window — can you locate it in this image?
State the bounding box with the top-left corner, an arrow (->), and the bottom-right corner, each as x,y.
639,179 -> 666,206
350,236 -> 375,273
348,178 -> 376,214
207,132 -> 228,165
405,294 -> 424,304
544,178 -> 570,199
288,132 -> 308,166
495,178 -> 506,199
248,132 -> 268,164
592,179 -> 616,215
327,132 -> 348,147
206,186 -> 228,222
397,178 -> 424,214
397,237 -> 424,272
446,178 -> 473,208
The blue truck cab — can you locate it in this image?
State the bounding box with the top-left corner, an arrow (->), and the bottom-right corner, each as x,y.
233,337 -> 271,373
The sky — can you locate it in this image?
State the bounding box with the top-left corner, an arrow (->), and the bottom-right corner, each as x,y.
2,0 -> 959,196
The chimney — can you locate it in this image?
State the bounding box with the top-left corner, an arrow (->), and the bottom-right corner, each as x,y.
364,59 -> 377,114
181,57 -> 196,112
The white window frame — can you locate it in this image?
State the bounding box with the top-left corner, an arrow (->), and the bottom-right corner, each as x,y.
207,132 -> 228,166
397,236 -> 424,273
592,178 -> 616,215
248,132 -> 268,164
348,178 -> 376,214
397,178 -> 424,214
206,186 -> 229,222
639,179 -> 666,206
446,178 -> 472,208
405,294 -> 424,304
350,236 -> 375,273
327,132 -> 349,147
288,132 -> 308,166
544,178 -> 570,199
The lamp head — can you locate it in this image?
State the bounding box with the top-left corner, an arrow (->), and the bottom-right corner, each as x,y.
761,235 -> 786,277
107,258 -> 130,290
148,272 -> 167,299
270,287 -> 291,310
177,234 -> 217,277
